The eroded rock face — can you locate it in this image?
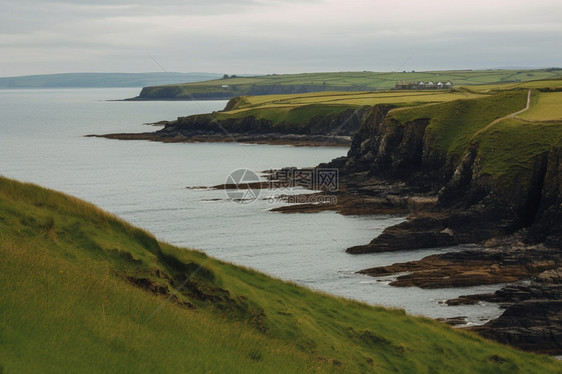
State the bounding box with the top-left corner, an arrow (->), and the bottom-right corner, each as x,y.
525,147 -> 562,247
331,102 -> 562,252
463,268 -> 562,355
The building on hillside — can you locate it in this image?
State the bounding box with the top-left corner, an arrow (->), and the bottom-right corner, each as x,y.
394,80 -> 453,90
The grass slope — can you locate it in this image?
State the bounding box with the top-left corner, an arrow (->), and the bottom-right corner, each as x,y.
138,69 -> 562,99
387,80 -> 562,190
0,177 -> 560,373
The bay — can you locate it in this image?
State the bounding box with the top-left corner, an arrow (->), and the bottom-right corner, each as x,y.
0,88 -> 503,324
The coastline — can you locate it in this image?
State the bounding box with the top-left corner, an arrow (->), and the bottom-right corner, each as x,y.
87,132 -> 352,147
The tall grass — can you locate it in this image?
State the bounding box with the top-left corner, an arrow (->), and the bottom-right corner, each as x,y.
1,176 -> 560,373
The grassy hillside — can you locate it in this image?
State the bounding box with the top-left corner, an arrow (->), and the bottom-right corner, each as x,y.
0,177 -> 560,373
207,90 -> 484,129
137,69 -> 562,99
519,91 -> 562,121
388,90 -> 529,156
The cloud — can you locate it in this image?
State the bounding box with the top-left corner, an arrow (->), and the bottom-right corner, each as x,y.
0,0 -> 561,76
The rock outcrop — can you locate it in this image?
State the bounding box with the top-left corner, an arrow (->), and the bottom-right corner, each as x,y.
456,267 -> 562,355
358,241 -> 561,289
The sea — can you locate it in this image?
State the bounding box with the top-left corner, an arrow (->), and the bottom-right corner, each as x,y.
0,87 -> 505,324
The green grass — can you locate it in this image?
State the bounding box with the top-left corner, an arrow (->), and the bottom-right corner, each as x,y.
519,91 -> 562,121
213,90 -> 485,127
385,83 -> 562,192
139,69 -> 562,99
475,118 -> 562,189
1,176 -> 560,373
459,78 -> 562,94
388,90 -> 529,156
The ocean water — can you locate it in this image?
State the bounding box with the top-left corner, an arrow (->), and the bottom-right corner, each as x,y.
0,88 -> 504,324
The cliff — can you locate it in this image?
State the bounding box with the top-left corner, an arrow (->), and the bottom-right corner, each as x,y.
94,104 -> 372,146
338,90 -> 562,252
158,105 -> 370,137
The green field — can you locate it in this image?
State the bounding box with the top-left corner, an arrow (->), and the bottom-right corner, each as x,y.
212,90 -> 485,128
519,91 -> 562,121
1,176 -> 560,373
205,77 -> 562,130
137,69 -> 562,99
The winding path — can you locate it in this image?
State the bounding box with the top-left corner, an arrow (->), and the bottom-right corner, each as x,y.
471,90 -> 532,140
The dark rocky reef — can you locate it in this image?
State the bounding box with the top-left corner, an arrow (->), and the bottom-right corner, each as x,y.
359,241 -> 561,289
452,267 -> 562,355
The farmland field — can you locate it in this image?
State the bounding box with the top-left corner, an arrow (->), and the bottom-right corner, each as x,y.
518,91 -> 562,121
136,69 -> 562,100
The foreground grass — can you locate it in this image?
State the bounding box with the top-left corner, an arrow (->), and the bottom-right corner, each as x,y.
0,176 -> 560,373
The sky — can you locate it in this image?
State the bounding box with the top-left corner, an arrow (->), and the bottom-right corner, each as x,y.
1,0 -> 561,77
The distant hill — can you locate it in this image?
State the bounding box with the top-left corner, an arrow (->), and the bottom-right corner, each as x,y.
133,68 -> 562,100
0,72 -> 224,88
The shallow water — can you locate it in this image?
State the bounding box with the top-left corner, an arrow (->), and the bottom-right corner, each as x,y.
0,88 -> 504,323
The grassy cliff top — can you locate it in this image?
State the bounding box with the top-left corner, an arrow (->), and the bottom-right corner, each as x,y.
204,77 -> 562,128
388,79 -> 562,190
1,176 -> 560,373
137,69 -> 562,99
211,90 -> 486,128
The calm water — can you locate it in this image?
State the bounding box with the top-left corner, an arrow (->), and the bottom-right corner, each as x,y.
0,88 -> 503,324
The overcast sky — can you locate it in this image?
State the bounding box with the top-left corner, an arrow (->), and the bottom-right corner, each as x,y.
1,0 -> 561,77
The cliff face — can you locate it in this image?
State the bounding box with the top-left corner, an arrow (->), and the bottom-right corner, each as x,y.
339,104 -> 562,251
344,105 -> 449,189
156,107 -> 371,138
526,147 -> 562,247
336,101 -> 562,354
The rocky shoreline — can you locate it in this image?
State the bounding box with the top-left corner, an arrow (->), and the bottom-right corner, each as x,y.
269,170 -> 561,354
97,97 -> 561,354
264,101 -> 562,354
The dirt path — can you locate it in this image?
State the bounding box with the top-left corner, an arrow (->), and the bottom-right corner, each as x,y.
471,90 -> 531,140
